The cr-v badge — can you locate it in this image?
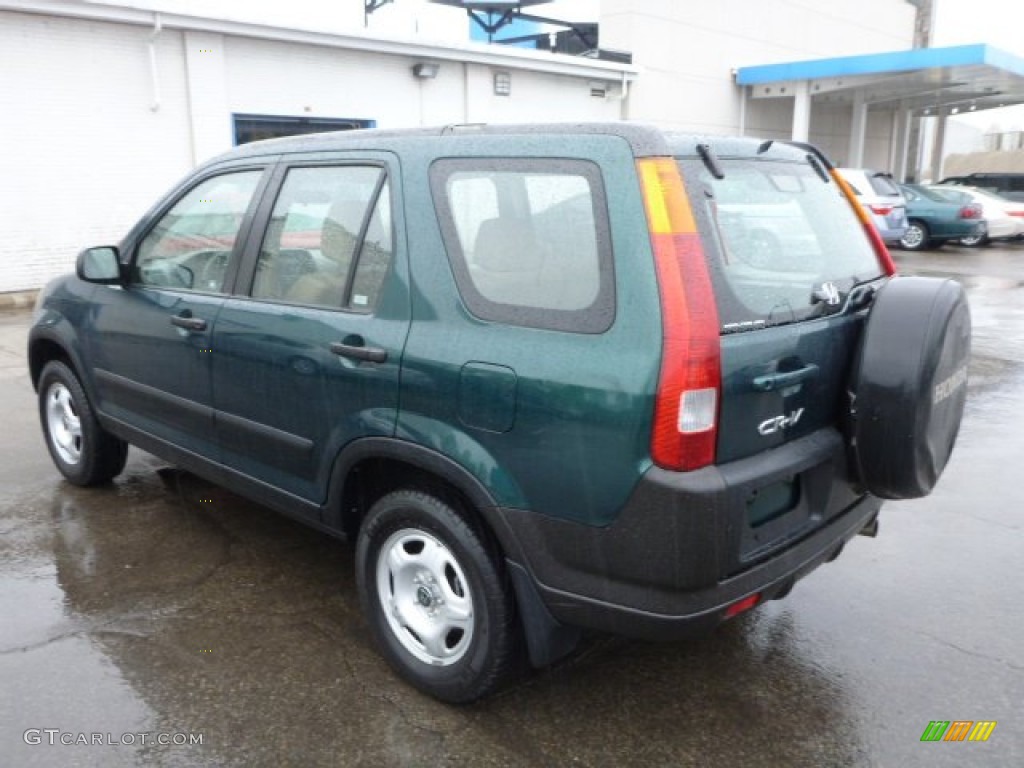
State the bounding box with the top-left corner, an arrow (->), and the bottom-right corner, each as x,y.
759,408 -> 805,435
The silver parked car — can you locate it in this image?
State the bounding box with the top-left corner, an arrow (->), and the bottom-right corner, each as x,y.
836,168 -> 909,245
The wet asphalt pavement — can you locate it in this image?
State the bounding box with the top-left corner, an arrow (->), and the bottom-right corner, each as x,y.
2,245 -> 1022,767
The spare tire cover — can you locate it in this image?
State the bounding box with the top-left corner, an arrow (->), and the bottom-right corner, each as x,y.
850,276 -> 970,500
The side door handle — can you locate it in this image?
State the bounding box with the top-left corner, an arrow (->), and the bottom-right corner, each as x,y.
171,314 -> 207,332
752,363 -> 819,392
329,340 -> 388,364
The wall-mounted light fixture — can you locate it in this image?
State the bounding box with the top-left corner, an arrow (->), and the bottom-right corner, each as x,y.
412,62 -> 439,79
493,71 -> 511,96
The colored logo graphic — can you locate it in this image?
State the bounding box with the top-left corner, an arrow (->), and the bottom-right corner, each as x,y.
920,721 -> 997,742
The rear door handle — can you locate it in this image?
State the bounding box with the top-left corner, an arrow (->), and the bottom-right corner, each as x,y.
752,364 -> 819,392
329,341 -> 388,364
171,314 -> 207,332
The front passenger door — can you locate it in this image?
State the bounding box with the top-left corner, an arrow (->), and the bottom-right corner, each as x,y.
87,169 -> 266,459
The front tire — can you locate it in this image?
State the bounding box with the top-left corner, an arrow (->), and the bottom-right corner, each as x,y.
959,232 -> 988,247
356,490 -> 519,703
38,360 -> 127,486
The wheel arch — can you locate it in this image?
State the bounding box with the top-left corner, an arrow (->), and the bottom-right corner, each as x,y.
29,328 -> 89,394
329,437 -> 580,668
324,437 -> 524,563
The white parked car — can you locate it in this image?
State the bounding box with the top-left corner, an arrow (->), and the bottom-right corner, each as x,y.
930,185 -> 1024,246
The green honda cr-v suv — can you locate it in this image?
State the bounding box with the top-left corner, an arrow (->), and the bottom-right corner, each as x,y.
29,123 -> 970,702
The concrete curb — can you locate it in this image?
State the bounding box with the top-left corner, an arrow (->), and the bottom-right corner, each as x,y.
0,291 -> 39,312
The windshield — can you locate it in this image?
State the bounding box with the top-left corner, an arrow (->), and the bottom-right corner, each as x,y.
679,157 -> 884,331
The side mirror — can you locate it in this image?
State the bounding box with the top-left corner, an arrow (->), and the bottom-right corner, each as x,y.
76,246 -> 123,285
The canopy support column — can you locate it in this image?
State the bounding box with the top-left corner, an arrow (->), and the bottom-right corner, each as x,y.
791,80 -> 811,142
930,107 -> 948,182
848,90 -> 868,167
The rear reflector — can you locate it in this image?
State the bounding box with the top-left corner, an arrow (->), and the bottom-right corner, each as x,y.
637,157 -> 721,471
725,593 -> 761,618
831,170 -> 896,276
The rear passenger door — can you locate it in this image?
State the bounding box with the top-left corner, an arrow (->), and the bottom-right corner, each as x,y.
210,155 -> 408,503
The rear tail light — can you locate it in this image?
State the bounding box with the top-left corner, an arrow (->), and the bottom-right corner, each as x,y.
831,170 -> 896,275
868,203 -> 894,216
1008,210 -> 1024,218
959,205 -> 983,219
637,158 -> 721,472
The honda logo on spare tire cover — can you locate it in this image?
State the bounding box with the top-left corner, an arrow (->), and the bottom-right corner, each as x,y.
848,276 -> 971,500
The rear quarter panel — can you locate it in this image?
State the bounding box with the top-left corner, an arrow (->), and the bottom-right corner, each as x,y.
395,133 -> 663,526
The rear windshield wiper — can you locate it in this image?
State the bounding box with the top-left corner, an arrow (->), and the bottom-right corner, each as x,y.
697,143 -> 725,180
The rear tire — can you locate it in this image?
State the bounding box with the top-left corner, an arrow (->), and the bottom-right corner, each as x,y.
899,220 -> 930,251
356,490 -> 519,703
38,360 -> 128,486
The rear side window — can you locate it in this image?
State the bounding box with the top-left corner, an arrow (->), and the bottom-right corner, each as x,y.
680,157 -> 883,330
430,158 -> 614,333
251,165 -> 392,312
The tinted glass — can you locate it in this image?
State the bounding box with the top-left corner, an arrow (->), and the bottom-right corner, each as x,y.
868,174 -> 901,196
350,182 -> 393,312
930,187 -> 971,204
136,171 -> 262,291
680,157 -> 883,329
431,158 -> 613,333
252,166 -> 391,311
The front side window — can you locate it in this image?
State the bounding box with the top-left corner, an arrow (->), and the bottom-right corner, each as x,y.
431,158 -> 614,333
135,171 -> 262,292
251,165 -> 392,312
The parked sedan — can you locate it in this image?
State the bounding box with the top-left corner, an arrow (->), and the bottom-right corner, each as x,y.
897,184 -> 985,251
930,185 -> 1024,246
836,168 -> 909,245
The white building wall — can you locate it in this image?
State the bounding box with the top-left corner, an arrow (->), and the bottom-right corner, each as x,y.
223,36 -> 618,136
1,11 -> 195,292
184,31 -> 232,163
600,0 -> 916,139
0,8 -> 623,293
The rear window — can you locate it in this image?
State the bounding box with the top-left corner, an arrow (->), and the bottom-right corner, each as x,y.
679,157 -> 884,331
868,173 -> 901,196
908,185 -> 950,203
930,186 -> 971,204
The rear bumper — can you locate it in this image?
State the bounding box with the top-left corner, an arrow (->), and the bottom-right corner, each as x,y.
876,223 -> 908,244
499,428 -> 882,640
